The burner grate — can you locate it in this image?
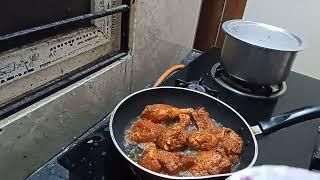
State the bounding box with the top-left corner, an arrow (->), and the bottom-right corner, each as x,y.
211,63 -> 287,99
175,78 -> 218,97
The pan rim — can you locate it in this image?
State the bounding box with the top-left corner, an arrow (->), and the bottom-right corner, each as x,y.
109,86 -> 258,179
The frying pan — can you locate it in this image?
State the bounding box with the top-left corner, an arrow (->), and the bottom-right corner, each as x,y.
109,86 -> 320,179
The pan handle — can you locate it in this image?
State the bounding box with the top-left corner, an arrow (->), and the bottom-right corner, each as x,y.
259,106 -> 320,135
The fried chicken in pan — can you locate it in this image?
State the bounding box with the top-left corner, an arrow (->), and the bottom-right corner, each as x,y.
188,108 -> 223,150
128,105 -> 243,177
191,107 -> 221,132
141,104 -> 194,123
138,143 -> 162,173
139,143 -> 195,175
211,128 -> 242,165
218,128 -> 243,155
172,113 -> 191,130
156,114 -> 191,151
190,150 -> 233,176
128,119 -> 165,143
187,131 -> 223,151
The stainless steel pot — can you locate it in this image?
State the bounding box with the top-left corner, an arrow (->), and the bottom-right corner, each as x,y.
221,20 -> 304,85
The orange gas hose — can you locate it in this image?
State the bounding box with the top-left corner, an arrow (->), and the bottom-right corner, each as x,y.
154,64 -> 186,87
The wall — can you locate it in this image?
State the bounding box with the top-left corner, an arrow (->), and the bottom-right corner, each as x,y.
194,0 -> 247,51
131,0 -> 202,91
243,0 -> 320,79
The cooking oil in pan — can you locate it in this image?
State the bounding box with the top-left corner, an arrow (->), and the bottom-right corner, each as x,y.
123,120 -> 145,162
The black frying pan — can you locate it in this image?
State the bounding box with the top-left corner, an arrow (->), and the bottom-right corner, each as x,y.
109,87 -> 320,179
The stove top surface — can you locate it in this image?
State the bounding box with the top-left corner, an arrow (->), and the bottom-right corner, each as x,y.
27,48 -> 320,180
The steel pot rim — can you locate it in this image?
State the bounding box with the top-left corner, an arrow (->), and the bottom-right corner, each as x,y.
222,19 -> 305,52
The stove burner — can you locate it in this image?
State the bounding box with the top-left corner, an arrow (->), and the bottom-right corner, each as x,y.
175,78 -> 218,97
211,63 -> 287,99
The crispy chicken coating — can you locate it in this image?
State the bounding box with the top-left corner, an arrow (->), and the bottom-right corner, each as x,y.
219,128 -> 243,155
141,104 -> 194,123
190,150 -> 233,176
129,119 -> 165,143
156,114 -> 191,151
139,143 -> 195,175
187,131 -> 223,150
191,107 -> 221,132
188,108 -> 223,150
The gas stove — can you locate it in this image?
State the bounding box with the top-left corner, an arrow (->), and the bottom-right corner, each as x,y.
210,63 -> 287,99
27,48 -> 320,180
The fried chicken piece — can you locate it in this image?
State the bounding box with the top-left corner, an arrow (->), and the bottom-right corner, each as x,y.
191,107 -> 221,132
188,108 -> 223,150
227,154 -> 240,164
187,131 -> 223,150
139,143 -> 195,175
138,143 -> 162,173
190,150 -> 233,176
211,128 -> 242,165
219,128 -> 243,155
141,104 -> 194,123
190,128 -> 242,176
172,113 -> 191,130
129,119 -> 165,143
156,114 -> 191,151
158,151 -> 195,175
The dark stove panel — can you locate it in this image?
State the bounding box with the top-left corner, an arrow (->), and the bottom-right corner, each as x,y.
57,123 -> 137,180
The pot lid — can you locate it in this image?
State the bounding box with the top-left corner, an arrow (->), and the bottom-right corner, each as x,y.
222,20 -> 304,51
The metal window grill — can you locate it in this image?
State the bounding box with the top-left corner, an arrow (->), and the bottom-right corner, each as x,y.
0,0 -> 130,120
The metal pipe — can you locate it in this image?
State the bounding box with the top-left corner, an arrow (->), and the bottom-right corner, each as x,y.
0,4 -> 129,41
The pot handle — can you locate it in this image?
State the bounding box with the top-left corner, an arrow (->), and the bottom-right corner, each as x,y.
259,106 -> 320,135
